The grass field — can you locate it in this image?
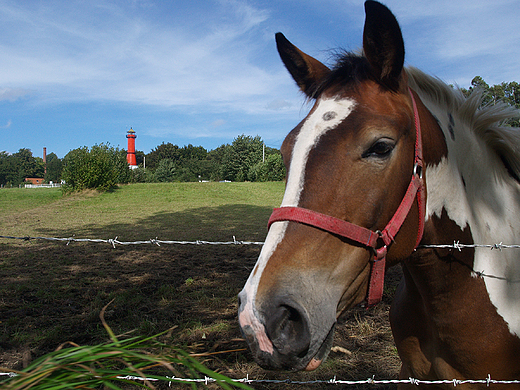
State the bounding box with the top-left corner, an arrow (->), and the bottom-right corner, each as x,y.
0,182 -> 285,240
0,183 -> 401,389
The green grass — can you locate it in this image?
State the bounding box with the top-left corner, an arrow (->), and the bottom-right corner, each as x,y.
0,187 -> 62,214
1,312 -> 252,390
0,182 -> 285,240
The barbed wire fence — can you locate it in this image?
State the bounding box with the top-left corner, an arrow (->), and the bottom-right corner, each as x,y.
2,233 -> 520,387
2,371 -> 520,387
2,234 -> 520,282
4,233 -> 520,251
0,234 -> 265,247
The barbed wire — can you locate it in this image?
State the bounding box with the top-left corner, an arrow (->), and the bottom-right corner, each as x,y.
117,374 -> 520,387
0,235 -> 264,248
4,235 -> 520,282
4,235 -> 520,251
418,241 -> 520,251
2,372 -> 520,387
417,241 -> 520,283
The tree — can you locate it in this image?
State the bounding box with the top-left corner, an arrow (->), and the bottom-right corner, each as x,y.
173,144 -> 209,181
61,143 -> 131,193
207,144 -> 231,181
221,135 -> 264,181
142,136 -> 284,182
461,76 -> 520,127
0,149 -> 44,186
146,142 -> 180,170
15,148 -> 44,180
0,151 -> 18,186
44,152 -> 63,183
135,150 -> 146,167
131,166 -> 154,183
179,144 -> 207,161
153,159 -> 177,182
249,153 -> 286,182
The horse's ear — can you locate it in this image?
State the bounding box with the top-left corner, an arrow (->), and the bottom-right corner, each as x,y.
363,1 -> 405,91
276,32 -> 330,98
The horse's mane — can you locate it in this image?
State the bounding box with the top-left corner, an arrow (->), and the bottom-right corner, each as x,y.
406,67 -> 520,182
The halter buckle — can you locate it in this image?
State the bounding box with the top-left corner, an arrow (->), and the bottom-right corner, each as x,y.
374,245 -> 387,261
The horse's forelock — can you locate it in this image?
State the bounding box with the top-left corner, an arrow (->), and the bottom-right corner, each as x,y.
310,53 -> 373,99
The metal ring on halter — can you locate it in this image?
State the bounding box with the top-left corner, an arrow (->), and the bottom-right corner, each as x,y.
413,163 -> 423,178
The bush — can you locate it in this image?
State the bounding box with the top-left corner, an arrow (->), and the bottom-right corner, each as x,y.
248,154 -> 286,182
153,159 -> 176,182
61,144 -> 131,193
131,167 -> 154,183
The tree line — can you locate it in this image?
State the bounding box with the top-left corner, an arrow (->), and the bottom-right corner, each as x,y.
0,134 -> 286,192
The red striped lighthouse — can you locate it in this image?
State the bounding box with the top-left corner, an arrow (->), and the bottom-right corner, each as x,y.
126,128 -> 138,168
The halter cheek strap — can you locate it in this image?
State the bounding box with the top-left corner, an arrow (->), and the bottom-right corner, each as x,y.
267,88 -> 425,307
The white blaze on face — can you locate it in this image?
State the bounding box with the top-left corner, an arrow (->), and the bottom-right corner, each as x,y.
239,96 -> 356,353
281,97 -> 357,207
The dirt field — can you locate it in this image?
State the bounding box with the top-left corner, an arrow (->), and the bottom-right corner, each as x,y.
0,241 -> 401,389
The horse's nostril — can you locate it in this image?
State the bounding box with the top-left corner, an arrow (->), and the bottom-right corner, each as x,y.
265,303 -> 310,357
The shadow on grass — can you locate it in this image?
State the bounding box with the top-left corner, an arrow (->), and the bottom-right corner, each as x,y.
46,203 -> 274,243
0,203 -> 400,388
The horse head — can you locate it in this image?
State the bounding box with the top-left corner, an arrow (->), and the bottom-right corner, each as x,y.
238,1 -> 428,371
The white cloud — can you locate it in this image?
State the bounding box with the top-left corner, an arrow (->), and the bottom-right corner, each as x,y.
0,0 -> 289,111
0,87 -> 32,101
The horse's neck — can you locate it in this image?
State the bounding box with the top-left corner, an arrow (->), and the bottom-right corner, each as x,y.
412,91 -> 520,336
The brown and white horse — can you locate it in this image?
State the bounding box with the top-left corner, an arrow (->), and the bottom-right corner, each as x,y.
238,0 -> 520,386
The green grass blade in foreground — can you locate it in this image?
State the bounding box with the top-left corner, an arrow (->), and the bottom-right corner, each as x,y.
0,323 -> 252,390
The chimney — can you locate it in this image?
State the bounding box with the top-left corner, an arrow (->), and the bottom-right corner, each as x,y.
43,147 -> 47,175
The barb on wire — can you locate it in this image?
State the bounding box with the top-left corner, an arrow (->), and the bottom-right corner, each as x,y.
6,234 -> 520,251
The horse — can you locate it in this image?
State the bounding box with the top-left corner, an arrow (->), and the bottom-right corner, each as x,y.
238,1 -> 520,387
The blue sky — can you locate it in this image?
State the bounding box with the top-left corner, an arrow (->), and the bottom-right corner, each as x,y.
1,0 -> 519,159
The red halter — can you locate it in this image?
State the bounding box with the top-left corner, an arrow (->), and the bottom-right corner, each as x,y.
267,88 -> 425,307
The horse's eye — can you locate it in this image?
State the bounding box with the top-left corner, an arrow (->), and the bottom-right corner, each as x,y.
363,140 -> 394,158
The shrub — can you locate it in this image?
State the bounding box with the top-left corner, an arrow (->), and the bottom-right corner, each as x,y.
61,144 -> 131,193
131,167 -> 154,183
248,154 -> 286,182
153,159 -> 177,182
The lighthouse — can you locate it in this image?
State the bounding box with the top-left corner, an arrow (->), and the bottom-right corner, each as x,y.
126,128 -> 138,169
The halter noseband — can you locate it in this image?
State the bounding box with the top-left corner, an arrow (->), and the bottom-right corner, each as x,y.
267,88 -> 425,307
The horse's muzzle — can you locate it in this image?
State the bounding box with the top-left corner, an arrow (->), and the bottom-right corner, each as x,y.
238,290 -> 335,371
